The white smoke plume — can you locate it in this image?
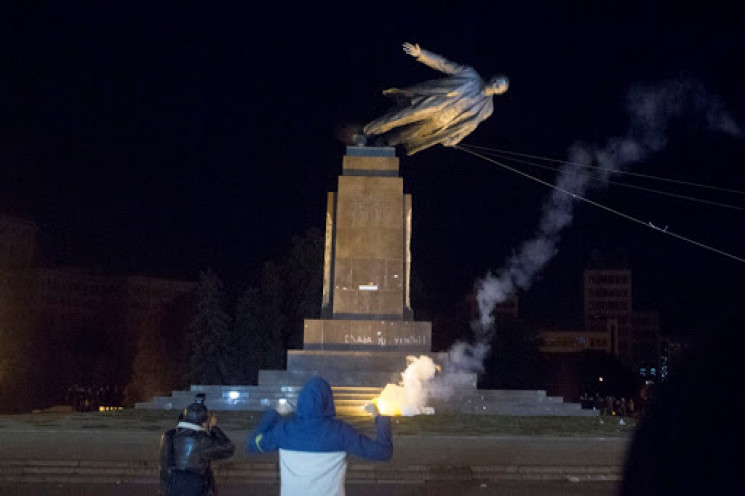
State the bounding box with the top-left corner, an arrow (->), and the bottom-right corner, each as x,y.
381,78 -> 741,413
451,78 -> 741,376
376,354 -> 476,414
475,78 -> 741,331
375,355 -> 438,416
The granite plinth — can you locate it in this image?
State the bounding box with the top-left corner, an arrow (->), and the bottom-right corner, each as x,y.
134,385 -> 304,412
133,147 -> 595,417
303,319 -> 432,351
135,384 -> 596,416
331,174 -> 409,317
276,350 -> 470,388
342,150 -> 398,175
134,385 -> 379,414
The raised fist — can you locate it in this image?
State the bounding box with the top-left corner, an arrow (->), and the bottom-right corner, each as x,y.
276,399 -> 294,416
363,402 -> 380,416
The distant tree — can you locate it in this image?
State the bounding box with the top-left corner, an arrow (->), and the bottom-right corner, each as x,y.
233,228 -> 323,383
124,321 -> 176,405
0,323 -> 35,412
123,292 -> 194,405
0,286 -> 39,412
279,229 -> 323,350
159,292 -> 195,388
186,269 -> 233,384
235,264 -> 286,383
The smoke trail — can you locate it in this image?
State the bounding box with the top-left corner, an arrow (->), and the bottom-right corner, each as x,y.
474,78 -> 740,331
375,355 -> 439,415
381,78 -> 741,412
627,79 -> 742,151
441,78 -> 742,379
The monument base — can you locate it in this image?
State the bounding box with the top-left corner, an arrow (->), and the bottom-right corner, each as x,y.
303,319 -> 432,352
134,146 -> 596,416
136,347 -> 595,416
135,383 -> 596,416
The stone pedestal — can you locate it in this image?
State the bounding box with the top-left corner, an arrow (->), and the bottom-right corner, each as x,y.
136,146 -> 594,416
322,146 -> 412,319
302,319 -> 431,351
270,146 -> 447,386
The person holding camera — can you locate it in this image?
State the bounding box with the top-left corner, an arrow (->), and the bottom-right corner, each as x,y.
160,399 -> 235,496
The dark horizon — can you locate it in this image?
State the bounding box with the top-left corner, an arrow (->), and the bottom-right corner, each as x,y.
2,1 -> 744,338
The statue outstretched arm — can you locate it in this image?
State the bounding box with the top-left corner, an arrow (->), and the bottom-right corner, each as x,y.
402,42 -> 476,77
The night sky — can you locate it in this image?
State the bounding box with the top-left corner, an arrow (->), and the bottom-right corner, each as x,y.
2,1 -> 744,337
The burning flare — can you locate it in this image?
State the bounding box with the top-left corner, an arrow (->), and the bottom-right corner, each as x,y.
368,355 -> 439,416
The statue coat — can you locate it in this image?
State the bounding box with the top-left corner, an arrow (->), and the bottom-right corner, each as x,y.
364,49 -> 494,155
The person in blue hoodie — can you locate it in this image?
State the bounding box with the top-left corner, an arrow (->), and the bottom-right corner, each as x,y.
245,376 -> 392,496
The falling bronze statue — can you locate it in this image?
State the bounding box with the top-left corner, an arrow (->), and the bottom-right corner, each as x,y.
362,42 -> 509,155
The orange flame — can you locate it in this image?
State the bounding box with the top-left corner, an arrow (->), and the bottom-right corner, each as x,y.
366,356 -> 441,417
370,383 -> 406,416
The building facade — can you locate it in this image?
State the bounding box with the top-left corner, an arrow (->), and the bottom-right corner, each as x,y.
537,329 -> 612,353
535,267 -> 662,400
0,214 -> 195,411
583,268 -> 660,378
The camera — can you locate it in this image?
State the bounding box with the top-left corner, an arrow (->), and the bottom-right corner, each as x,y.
195,393 -> 206,405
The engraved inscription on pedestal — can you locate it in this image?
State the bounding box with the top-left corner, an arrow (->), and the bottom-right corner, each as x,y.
303,319 -> 431,352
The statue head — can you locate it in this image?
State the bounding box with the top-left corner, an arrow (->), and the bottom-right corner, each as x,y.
485,75 -> 509,96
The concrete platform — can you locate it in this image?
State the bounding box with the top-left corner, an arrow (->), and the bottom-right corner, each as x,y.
0,428 -> 629,486
136,383 -> 596,416
134,146 -> 595,417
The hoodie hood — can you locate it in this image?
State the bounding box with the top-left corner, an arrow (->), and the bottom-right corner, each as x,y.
297,376 -> 336,419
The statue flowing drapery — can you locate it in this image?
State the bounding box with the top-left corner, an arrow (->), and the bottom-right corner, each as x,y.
363,42 -> 508,155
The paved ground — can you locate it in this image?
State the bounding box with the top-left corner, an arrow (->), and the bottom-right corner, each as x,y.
0,427 -> 630,494
0,481 -> 620,495
0,430 -> 629,466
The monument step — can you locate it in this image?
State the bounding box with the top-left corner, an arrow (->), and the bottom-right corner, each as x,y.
135,386 -> 382,412
332,394 -> 380,402
135,384 -> 594,417
136,392 -> 594,416
259,369 -> 404,388
331,386 -> 383,392
334,399 -> 376,407
336,406 -> 373,417
287,350 -> 450,373
440,389 -> 549,399
260,368 -> 477,389
188,385 -> 303,394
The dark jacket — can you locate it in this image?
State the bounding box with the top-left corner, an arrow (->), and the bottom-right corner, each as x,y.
160,423 -> 235,496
